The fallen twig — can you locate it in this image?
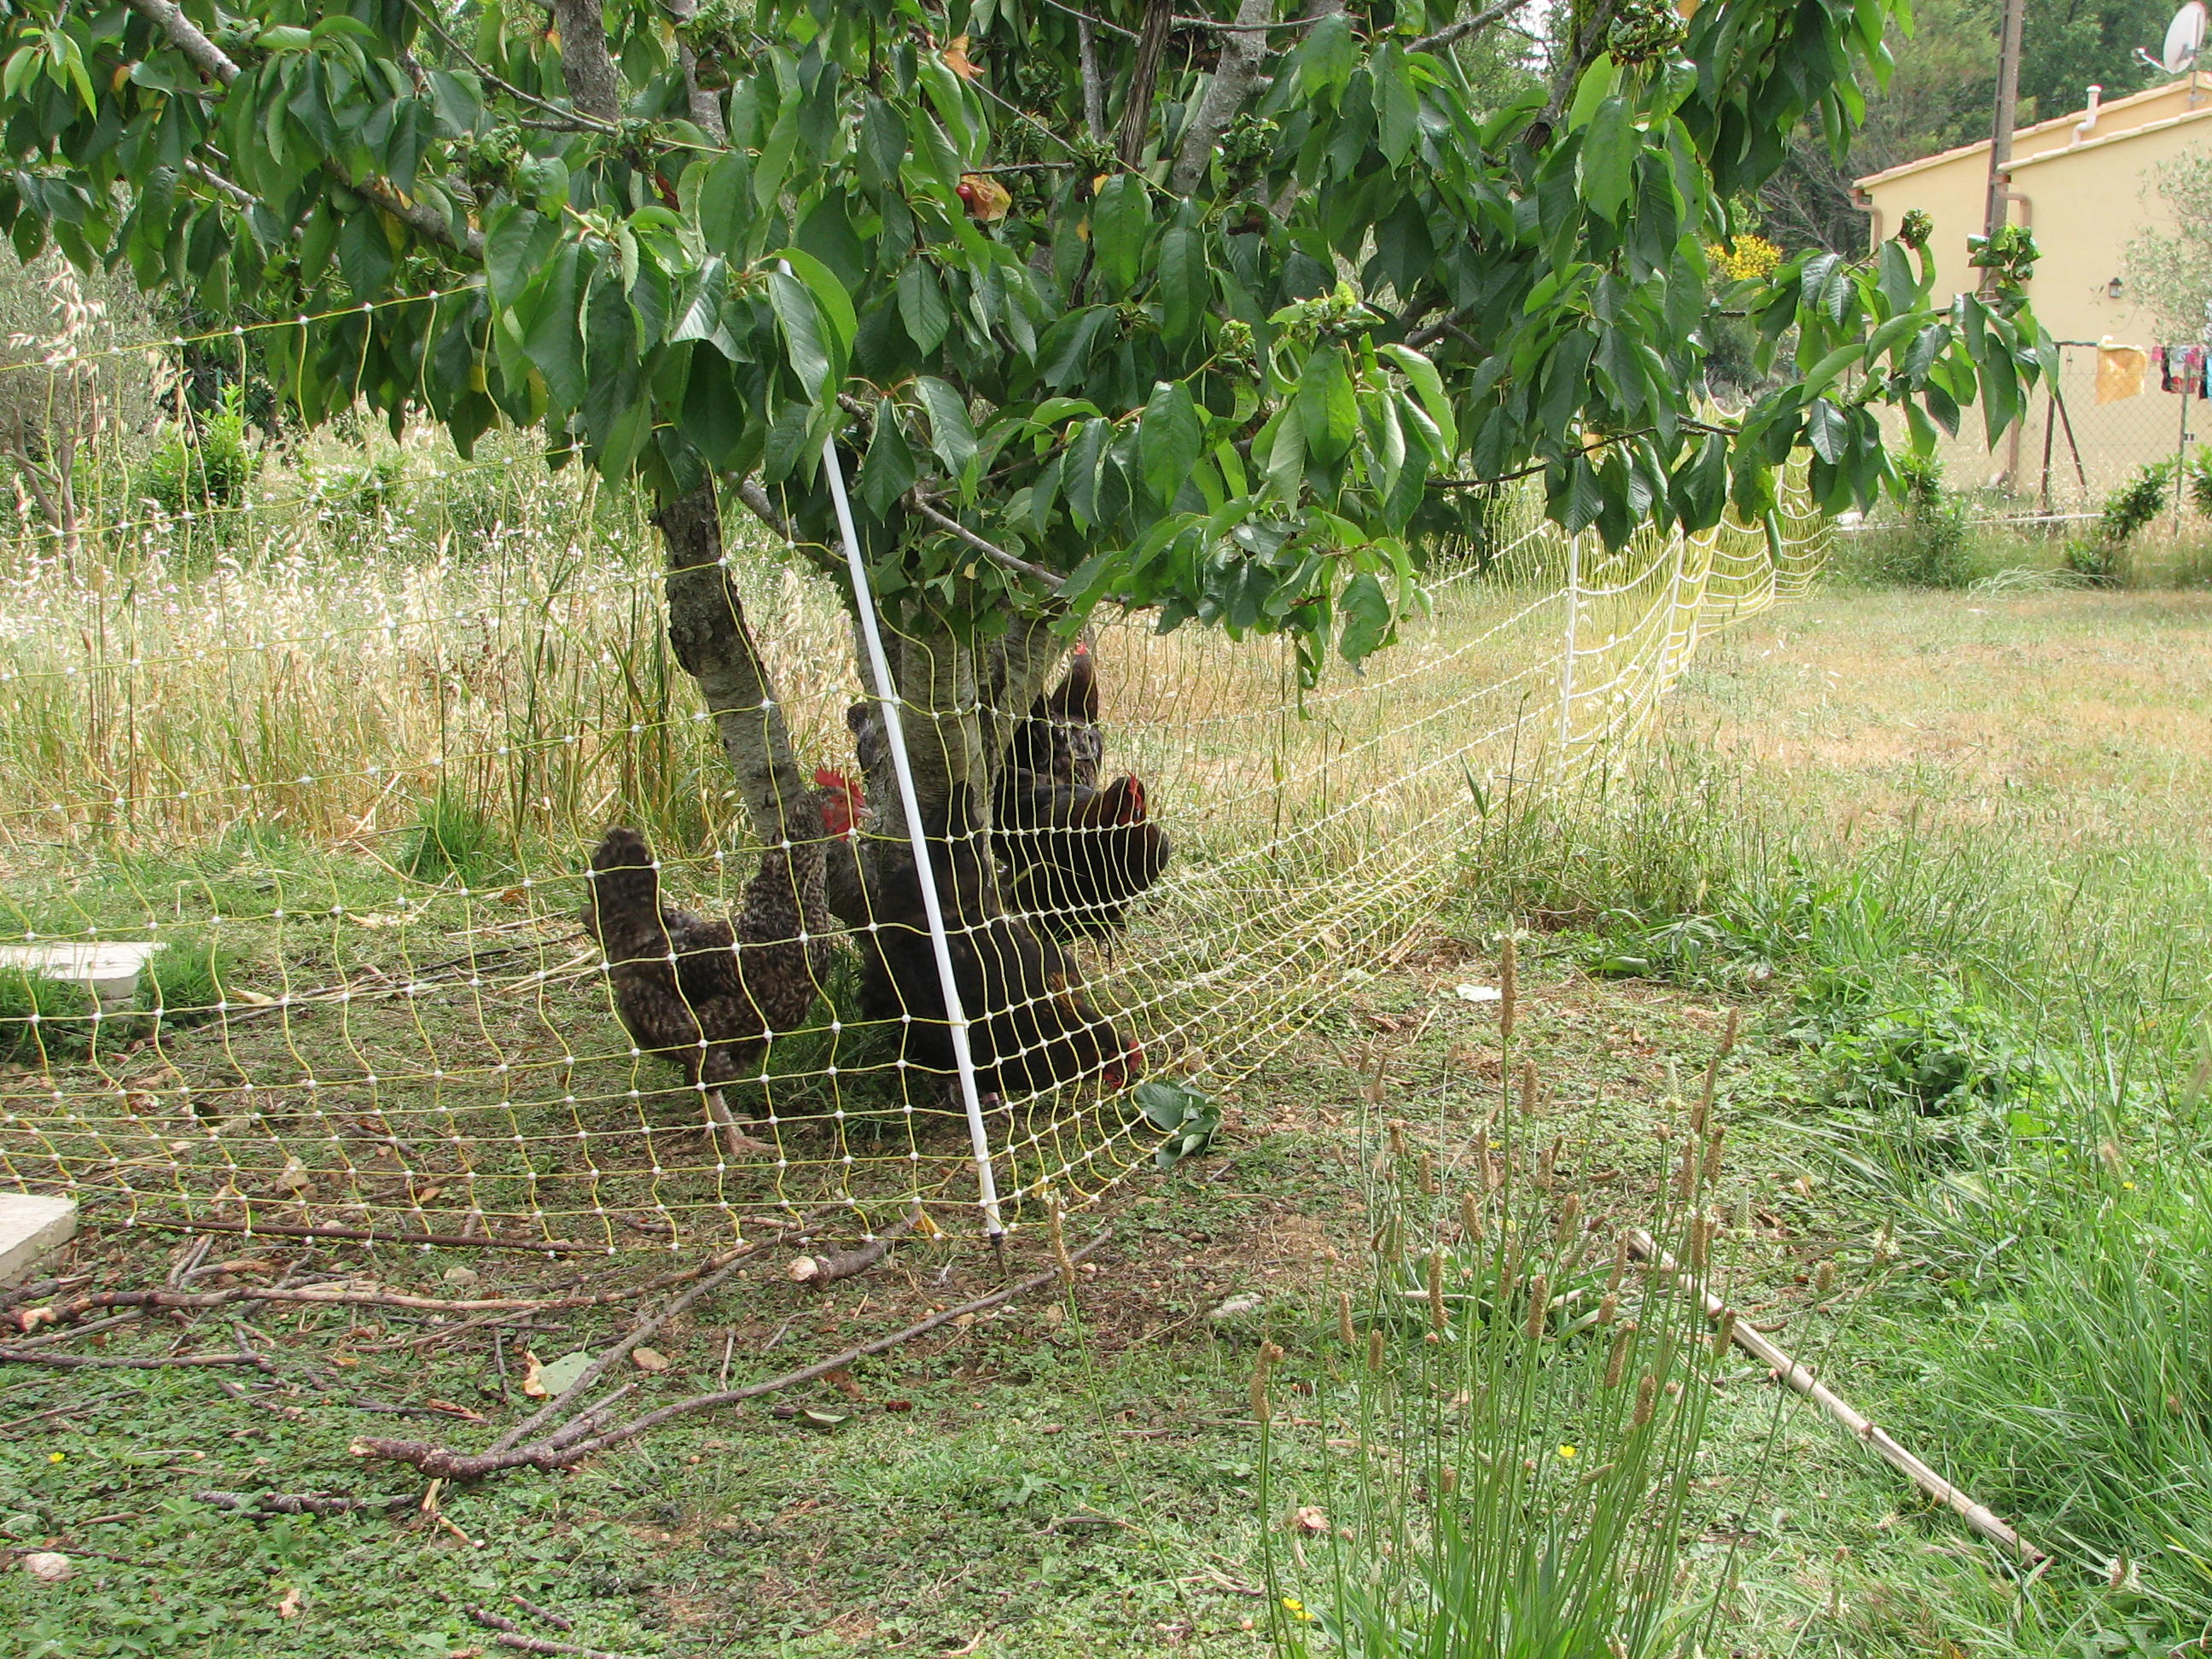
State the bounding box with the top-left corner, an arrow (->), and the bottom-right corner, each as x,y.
466,1605 -> 641,1658
22,1231 -> 789,1328
786,1207 -> 919,1288
195,1488 -> 415,1517
0,1347 -> 272,1371
1626,1229 -> 2042,1564
352,1232 -> 1111,1479
510,1596 -> 574,1633
479,1242 -> 761,1461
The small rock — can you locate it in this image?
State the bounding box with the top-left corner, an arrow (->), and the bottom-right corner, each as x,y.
1208,1294 -> 1265,1323
1454,983 -> 1502,1004
632,1348 -> 671,1372
442,1267 -> 480,1288
22,1552 -> 71,1583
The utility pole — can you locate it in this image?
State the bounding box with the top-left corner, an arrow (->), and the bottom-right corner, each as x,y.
1984,0 -> 2028,242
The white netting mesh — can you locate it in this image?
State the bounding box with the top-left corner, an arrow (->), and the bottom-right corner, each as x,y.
0,309 -> 1825,1251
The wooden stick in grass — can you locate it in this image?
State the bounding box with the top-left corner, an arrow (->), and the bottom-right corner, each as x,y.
1625,1230 -> 2042,1564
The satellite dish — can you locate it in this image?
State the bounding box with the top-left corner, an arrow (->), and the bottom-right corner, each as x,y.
2163,1 -> 2207,73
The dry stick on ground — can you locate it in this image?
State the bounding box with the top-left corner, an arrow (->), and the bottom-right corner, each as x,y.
785,1207 -> 920,1287
1625,1229 -> 2044,1564
474,1241 -> 764,1460
352,1232 -> 1111,1480
467,1605 -> 640,1659
195,1489 -> 416,1517
0,1346 -> 272,1371
23,1228 -> 806,1328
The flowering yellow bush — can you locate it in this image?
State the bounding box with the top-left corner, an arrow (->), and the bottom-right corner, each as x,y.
1707,234 -> 1784,282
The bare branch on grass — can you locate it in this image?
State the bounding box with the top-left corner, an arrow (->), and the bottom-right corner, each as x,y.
1626,1229 -> 2045,1565
351,1233 -> 1109,1479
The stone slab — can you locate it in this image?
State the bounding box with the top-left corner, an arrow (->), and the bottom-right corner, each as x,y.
0,1193 -> 77,1287
0,940 -> 166,1007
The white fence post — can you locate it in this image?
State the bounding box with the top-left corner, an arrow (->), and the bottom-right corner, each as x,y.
814,440 -> 1007,1246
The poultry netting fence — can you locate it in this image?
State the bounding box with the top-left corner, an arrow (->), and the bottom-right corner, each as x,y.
0,306 -> 1826,1254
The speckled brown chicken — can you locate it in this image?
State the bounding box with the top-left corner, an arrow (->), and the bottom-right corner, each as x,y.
580,823 -> 836,1156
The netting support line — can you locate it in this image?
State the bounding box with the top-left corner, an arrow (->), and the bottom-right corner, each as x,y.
812,416 -> 1008,1248
1557,532 -> 1580,761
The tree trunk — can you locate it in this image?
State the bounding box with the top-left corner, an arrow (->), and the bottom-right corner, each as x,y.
654,482 -> 816,847
551,0 -> 624,123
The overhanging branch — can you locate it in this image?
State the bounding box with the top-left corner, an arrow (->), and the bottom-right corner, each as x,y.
1409,0 -> 1543,56
908,495 -> 1068,593
120,0 -> 486,260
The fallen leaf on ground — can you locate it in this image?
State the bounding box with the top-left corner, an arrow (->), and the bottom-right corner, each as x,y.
632,1348 -> 671,1373
822,1366 -> 863,1400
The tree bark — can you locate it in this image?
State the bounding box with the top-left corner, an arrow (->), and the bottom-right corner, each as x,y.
654,483 -> 816,847
1168,0 -> 1279,195
1116,0 -> 1177,167
662,0 -> 727,142
551,0 -> 625,123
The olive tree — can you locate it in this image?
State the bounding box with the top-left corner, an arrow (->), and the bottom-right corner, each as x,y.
0,0 -> 2050,895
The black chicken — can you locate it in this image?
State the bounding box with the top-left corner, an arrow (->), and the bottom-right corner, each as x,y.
992,651 -> 1171,939
816,780 -> 1140,1097
580,824 -> 836,1158
997,772 -> 1173,940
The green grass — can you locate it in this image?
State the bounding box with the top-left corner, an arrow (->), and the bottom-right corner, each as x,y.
8,569 -> 2212,1656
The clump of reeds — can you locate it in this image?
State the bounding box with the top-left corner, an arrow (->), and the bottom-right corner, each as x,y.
1261,1020 -> 1753,1658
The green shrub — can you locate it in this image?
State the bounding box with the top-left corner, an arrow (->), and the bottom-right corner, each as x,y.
308,451 -> 405,521
139,384 -> 254,521
402,789 -> 509,885
2069,463 -> 2173,584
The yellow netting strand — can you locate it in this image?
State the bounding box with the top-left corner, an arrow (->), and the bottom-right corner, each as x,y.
0,398 -> 1825,1249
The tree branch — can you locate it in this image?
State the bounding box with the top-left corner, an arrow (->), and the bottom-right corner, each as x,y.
119,0 -> 486,259
1079,19 -> 1108,144
1116,0 -> 1177,167
1168,0 -> 1279,195
731,476 -> 797,543
908,494 -> 1068,592
1409,0 -> 1542,56
662,0 -> 728,143
654,481 -> 819,847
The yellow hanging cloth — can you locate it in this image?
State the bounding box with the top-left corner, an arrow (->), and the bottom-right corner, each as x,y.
2097,340 -> 2149,404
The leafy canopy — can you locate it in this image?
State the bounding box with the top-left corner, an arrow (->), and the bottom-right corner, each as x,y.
0,0 -> 2052,678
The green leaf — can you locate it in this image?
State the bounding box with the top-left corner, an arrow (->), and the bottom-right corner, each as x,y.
915,376 -> 975,477
1264,403 -> 1307,504
1805,396 -> 1848,463
1090,174 -> 1149,298
1298,349 -> 1359,469
898,260 -> 952,355
768,268 -> 833,401
777,247 -> 857,375
1298,10 -> 1358,96
1157,222 -> 1206,344
1577,97 -> 1635,223
1337,569 -> 1392,662
1138,381 -> 1204,507
858,400 -> 918,517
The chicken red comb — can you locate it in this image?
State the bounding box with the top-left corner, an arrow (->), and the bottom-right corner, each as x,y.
1109,774 -> 1146,826
815,767 -> 864,837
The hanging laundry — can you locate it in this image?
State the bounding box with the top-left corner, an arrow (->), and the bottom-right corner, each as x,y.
2159,343 -> 2212,396
2098,340 -> 2149,404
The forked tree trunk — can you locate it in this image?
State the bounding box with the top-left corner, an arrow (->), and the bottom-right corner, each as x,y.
654,482 -> 818,847
667,478 -> 1074,904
